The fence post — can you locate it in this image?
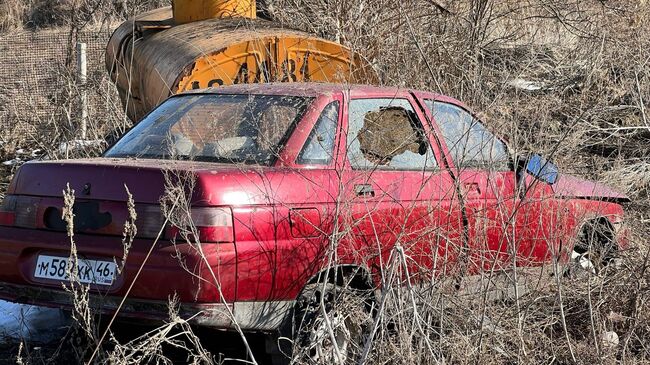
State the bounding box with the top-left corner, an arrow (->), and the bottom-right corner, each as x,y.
76,42 -> 88,140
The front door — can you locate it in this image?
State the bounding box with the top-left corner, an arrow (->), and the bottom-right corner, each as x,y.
341,95 -> 463,288
417,96 -> 559,289
414,97 -> 518,276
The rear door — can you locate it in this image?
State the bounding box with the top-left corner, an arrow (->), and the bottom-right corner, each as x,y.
341,93 -> 463,286
240,95 -> 345,300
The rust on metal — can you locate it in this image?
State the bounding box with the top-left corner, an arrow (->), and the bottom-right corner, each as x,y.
106,7 -> 376,121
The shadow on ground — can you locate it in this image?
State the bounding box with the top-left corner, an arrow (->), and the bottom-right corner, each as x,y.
0,301 -> 276,364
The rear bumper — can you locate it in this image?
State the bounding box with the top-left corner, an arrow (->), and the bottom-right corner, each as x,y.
0,282 -> 293,331
0,226 -> 237,303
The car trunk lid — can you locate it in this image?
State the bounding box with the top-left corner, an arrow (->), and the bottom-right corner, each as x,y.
5,157 -> 245,239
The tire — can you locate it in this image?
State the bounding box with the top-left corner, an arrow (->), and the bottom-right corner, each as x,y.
565,221 -> 617,277
271,283 -> 372,365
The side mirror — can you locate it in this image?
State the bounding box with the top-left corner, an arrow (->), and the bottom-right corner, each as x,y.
525,154 -> 558,185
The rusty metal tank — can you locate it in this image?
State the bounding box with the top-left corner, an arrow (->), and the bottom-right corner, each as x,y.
106,1 -> 375,121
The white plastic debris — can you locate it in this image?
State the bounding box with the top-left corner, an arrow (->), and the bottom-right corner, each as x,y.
2,158 -> 23,166
602,330 -> 619,349
508,78 -> 546,91
0,300 -> 70,343
58,139 -> 105,155
571,250 -> 596,274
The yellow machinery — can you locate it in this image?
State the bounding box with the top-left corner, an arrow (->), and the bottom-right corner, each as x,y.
172,0 -> 256,23
106,0 -> 375,121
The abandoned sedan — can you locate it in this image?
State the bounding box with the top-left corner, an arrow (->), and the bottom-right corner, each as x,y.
0,83 -> 628,361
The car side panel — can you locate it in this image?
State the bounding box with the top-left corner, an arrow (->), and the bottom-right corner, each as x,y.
231,169 -> 340,301
338,92 -> 464,286
335,169 -> 464,286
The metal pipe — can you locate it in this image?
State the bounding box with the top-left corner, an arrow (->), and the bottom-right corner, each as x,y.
76,42 -> 87,140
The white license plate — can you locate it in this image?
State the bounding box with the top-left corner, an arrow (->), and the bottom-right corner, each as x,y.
34,255 -> 117,286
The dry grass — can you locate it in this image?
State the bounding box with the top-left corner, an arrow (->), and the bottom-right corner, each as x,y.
0,0 -> 25,31
0,0 -> 170,30
1,0 -> 649,364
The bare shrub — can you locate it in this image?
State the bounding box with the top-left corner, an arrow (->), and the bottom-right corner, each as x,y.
27,0 -> 75,28
0,0 -> 26,31
105,300 -> 213,364
2,0 -> 650,364
0,0 -> 171,30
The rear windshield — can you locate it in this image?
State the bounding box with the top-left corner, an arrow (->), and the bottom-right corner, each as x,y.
105,94 -> 313,165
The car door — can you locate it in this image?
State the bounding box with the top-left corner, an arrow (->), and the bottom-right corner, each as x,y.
341,94 -> 463,287
416,98 -> 516,274
267,97 -> 345,298
418,96 -> 559,277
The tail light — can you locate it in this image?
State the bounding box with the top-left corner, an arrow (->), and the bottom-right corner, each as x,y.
0,195 -> 39,228
166,207 -> 234,243
136,205 -> 167,238
0,196 -> 16,226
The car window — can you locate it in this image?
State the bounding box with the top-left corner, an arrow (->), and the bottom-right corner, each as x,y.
347,98 -> 438,171
105,94 -> 312,165
297,101 -> 339,165
424,100 -> 509,170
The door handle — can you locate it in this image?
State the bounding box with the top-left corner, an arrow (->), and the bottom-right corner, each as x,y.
464,182 -> 481,196
355,184 -> 375,197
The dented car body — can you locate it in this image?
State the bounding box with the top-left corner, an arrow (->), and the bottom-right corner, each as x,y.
0,83 -> 629,332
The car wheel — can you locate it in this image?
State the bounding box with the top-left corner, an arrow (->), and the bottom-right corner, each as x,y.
566,221 -> 617,277
274,283 -> 372,365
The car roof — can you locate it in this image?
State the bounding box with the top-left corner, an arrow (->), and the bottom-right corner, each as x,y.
179,82 -> 466,108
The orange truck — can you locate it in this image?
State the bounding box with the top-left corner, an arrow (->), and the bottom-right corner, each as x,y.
106,0 -> 375,121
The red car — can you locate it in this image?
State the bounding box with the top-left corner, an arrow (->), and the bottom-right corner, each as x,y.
0,83 -> 628,360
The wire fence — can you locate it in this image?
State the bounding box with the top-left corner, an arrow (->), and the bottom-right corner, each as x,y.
0,29 -> 119,137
